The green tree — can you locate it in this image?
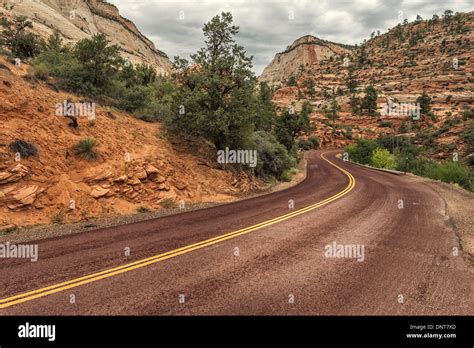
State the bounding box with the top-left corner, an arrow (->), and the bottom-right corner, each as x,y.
371,148 -> 397,169
416,91 -> 431,115
324,93 -> 340,126
306,79 -> 314,98
169,12 -> 257,149
0,15 -> 43,59
276,102 -> 312,151
360,85 -> 378,115
287,75 -> 297,86
73,33 -> 123,90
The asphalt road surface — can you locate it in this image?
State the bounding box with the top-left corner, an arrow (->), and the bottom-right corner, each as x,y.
0,150 -> 472,315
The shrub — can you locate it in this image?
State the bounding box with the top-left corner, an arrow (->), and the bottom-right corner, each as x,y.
280,168 -> 298,182
9,139 -> 38,157
0,15 -> 44,59
159,198 -> 175,209
371,148 -> 397,169
51,210 -> 65,224
379,120 -> 392,128
136,206 -> 151,213
462,122 -> 474,149
251,131 -> 297,179
30,63 -> 49,80
344,138 -> 378,164
75,137 -> 98,160
297,135 -> 320,150
424,161 -> 472,191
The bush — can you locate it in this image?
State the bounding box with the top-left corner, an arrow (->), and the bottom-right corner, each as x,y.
30,63 -> 49,80
297,135 -> 320,150
136,206 -> 151,213
344,138 -> 378,164
0,15 -> 44,59
75,137 -> 98,160
251,131 -> 297,179
371,148 -> 397,169
424,161 -> 472,191
462,122 -> 474,149
280,168 -> 298,182
402,156 -> 472,191
51,210 -> 65,224
379,120 -> 392,128
159,198 -> 175,209
9,139 -> 38,157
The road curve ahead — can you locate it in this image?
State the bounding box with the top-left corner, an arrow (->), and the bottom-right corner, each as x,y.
0,151 -> 472,315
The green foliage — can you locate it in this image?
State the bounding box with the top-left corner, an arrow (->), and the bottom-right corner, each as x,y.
0,15 -> 43,59
51,210 -> 65,224
371,148 -> 397,169
379,120 -> 392,128
360,85 -> 378,115
276,101 -> 312,151
286,75 -> 297,86
30,63 -> 49,80
168,12 -> 257,149
159,198 -> 176,209
416,91 -> 431,114
350,136 -> 473,191
251,131 -> 296,179
463,122 -> 474,149
297,135 -> 320,150
306,79 -> 314,98
421,160 -> 472,190
344,138 -> 378,164
136,206 -> 152,213
75,137 -> 98,161
323,94 -> 340,125
73,33 -> 123,91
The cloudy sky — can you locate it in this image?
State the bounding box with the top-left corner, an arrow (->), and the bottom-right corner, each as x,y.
108,0 -> 472,75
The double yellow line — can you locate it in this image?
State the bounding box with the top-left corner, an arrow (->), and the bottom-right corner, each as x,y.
0,152 -> 355,309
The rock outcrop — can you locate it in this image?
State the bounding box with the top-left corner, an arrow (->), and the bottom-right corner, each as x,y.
1,0 -> 172,74
259,35 -> 351,86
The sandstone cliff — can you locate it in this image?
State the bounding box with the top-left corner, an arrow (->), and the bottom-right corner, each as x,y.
1,0 -> 172,74
259,35 -> 352,86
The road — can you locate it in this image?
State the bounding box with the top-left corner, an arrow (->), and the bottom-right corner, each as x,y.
0,150 -> 472,315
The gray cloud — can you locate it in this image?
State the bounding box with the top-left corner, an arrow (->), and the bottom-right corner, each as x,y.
109,0 -> 473,75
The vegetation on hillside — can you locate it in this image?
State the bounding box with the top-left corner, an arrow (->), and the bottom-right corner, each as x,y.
345,137 -> 473,191
0,12 -> 317,181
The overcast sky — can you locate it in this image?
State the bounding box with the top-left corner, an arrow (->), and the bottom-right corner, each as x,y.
108,0 -> 473,75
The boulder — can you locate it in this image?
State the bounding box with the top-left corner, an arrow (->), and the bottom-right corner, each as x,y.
90,186 -> 110,199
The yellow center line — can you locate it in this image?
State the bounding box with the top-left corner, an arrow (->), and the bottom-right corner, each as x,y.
0,151 -> 355,309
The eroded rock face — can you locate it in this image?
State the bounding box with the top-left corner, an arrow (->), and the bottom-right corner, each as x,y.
0,163 -> 29,184
6,185 -> 45,209
259,35 -> 351,86
4,0 -> 172,74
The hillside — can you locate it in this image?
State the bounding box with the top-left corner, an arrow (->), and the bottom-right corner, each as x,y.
0,0 -> 172,74
0,56 -> 260,228
261,12 -> 473,160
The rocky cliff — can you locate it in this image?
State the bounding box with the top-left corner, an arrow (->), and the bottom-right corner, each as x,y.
1,0 -> 172,74
259,35 -> 352,86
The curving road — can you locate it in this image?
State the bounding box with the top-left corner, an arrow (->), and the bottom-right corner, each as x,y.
0,150 -> 472,315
